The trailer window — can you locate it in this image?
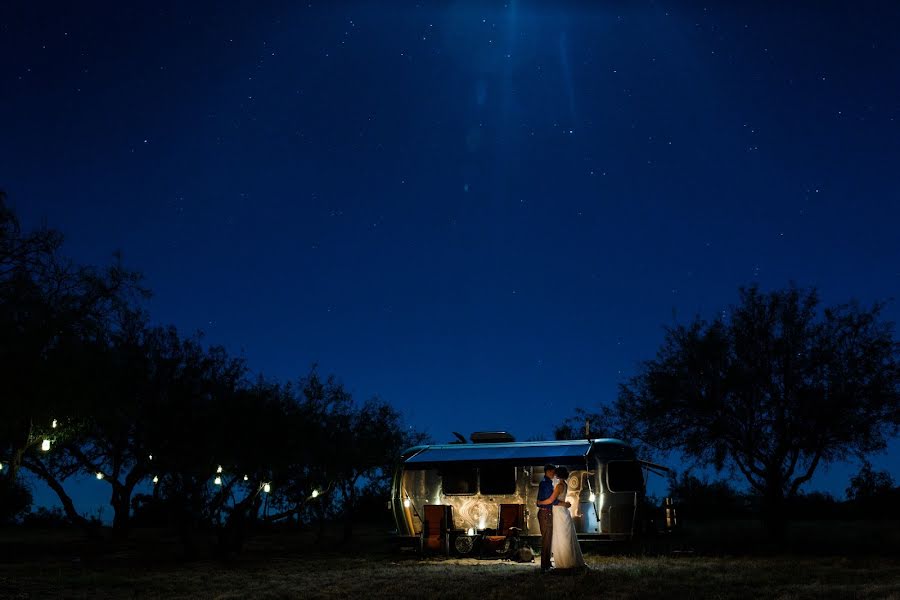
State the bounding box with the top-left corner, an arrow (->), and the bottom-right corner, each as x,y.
479,465 -> 516,495
441,466 -> 477,495
607,461 -> 643,492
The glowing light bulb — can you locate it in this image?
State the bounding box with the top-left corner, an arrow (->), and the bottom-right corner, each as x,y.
0,462 -> 4,471
216,465 -> 223,474
51,419 -> 58,429
96,472 -> 104,480
467,528 -> 476,536
243,474 -> 249,481
41,439 -> 51,452
311,489 -> 319,498
152,475 -> 159,484
263,482 -> 271,493
589,492 -> 596,502
214,476 -> 222,485
403,498 -> 411,508
148,454 -> 153,461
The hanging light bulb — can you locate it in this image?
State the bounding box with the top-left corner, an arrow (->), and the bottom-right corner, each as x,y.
263,482 -> 271,493
152,475 -> 159,484
243,474 -> 249,481
589,492 -> 596,502
311,489 -> 319,499
41,439 -> 51,452
51,419 -> 58,429
403,498 -> 411,508
214,476 -> 222,485
216,465 -> 223,474
96,472 -> 105,480
148,454 -> 153,461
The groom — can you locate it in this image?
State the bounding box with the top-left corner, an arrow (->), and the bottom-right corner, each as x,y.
536,464 -> 557,573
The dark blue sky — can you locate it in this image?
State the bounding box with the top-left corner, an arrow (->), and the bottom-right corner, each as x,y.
3,1 -> 899,516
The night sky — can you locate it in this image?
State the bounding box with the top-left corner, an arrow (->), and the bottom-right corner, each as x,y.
3,1 -> 899,517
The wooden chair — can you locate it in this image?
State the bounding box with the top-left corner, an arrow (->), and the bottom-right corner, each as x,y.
498,503 -> 525,535
482,503 -> 525,555
420,504 -> 453,555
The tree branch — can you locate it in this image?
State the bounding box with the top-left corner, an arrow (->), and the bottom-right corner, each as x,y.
22,458 -> 89,527
788,449 -> 823,496
731,454 -> 766,493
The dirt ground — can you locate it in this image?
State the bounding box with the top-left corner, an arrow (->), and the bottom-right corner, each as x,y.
2,529 -> 899,599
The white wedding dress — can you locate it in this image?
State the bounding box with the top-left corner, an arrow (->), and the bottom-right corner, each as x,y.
551,482 -> 585,569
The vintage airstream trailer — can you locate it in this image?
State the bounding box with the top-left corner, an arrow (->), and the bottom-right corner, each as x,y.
391,434 -> 665,553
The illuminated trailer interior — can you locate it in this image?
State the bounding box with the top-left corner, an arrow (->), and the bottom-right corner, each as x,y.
390,436 -> 667,555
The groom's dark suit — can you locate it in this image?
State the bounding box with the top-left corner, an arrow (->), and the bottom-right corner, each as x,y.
536,475 -> 557,571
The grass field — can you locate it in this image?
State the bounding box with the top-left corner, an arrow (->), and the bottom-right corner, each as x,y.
2,528 -> 899,599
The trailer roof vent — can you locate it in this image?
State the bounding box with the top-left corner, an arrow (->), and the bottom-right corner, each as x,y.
470,431 -> 515,444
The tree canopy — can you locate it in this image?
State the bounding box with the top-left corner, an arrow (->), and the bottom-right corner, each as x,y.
614,285 -> 900,533
0,194 -> 426,551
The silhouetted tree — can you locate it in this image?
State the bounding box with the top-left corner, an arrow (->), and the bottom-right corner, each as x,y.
47,312 -> 155,537
141,330 -> 256,555
616,285 -> 900,538
0,194 -> 427,550
208,378 -> 296,555
667,472 -> 748,521
335,396 -> 428,541
271,371 -> 429,542
846,463 -> 895,501
0,476 -> 32,523
274,372 -> 351,539
0,192 -> 145,528
845,463 -> 899,519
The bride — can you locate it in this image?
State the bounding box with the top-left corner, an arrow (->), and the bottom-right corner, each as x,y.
537,466 -> 586,569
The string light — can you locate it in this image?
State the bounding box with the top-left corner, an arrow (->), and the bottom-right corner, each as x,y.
41,439 -> 51,452
311,489 -> 319,498
96,472 -> 104,480
152,475 -> 159,484
0,462 -> 4,471
243,474 -> 249,481
51,419 -> 58,429
148,454 -> 153,461
214,476 -> 222,486
262,482 -> 271,493
216,465 -> 223,474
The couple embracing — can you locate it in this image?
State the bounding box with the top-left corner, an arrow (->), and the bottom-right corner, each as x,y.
536,464 -> 586,572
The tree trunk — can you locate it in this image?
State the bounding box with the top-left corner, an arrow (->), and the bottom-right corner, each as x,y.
110,475 -> 143,539
217,493 -> 261,557
761,485 -> 787,542
315,502 -> 326,543
8,444 -> 25,482
7,419 -> 33,482
175,481 -> 203,560
342,488 -> 356,543
110,486 -> 132,539
22,459 -> 90,529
